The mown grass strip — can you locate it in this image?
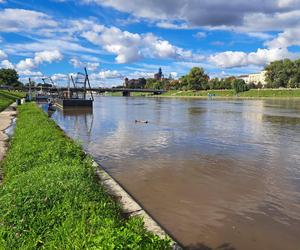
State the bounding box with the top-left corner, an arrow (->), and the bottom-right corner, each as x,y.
161,89 -> 300,98
0,103 -> 171,249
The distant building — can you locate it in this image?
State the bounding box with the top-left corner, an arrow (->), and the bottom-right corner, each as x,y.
124,77 -> 129,87
154,68 -> 164,81
238,70 -> 267,86
123,77 -> 146,89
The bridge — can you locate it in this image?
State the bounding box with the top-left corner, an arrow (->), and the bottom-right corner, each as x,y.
1,86 -> 166,97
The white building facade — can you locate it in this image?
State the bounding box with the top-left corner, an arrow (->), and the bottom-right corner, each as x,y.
238,71 -> 267,86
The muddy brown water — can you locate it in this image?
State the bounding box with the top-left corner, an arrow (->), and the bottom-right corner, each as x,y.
47,97 -> 300,250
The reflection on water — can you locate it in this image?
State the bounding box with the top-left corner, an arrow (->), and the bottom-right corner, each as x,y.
50,97 -> 300,249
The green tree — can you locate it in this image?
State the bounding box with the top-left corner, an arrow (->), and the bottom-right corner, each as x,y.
288,59 -> 300,88
232,79 -> 248,94
209,78 -> 233,90
247,82 -> 256,89
209,78 -> 221,89
265,59 -> 294,88
165,79 -> 181,90
223,77 -> 236,89
183,67 -> 209,90
179,75 -> 189,90
145,78 -> 158,89
0,68 -> 22,87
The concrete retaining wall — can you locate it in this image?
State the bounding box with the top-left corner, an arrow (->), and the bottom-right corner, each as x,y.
0,103 -> 17,182
91,160 -> 182,249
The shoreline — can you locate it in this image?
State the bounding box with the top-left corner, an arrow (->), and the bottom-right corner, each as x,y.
91,158 -> 182,249
0,103 -> 17,183
98,94 -> 300,100
152,95 -> 300,99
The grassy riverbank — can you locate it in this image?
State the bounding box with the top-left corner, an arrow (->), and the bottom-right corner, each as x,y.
0,103 -> 171,249
0,90 -> 25,111
160,89 -> 300,98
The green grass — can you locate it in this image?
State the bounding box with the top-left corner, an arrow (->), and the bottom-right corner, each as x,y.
0,103 -> 171,249
161,89 -> 300,98
238,88 -> 300,97
161,89 -> 234,97
0,90 -> 25,111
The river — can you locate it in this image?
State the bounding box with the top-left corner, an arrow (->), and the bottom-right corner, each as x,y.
49,97 -> 300,250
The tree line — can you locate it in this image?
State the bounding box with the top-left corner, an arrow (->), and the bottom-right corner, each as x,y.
1,57 -> 300,92
265,58 -> 300,88
141,58 -> 300,93
144,67 -> 250,93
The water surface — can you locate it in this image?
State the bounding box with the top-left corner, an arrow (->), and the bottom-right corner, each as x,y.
50,97 -> 300,250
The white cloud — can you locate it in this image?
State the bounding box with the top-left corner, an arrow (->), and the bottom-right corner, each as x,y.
194,32 -> 207,39
16,50 -> 63,70
91,70 -> 123,80
247,32 -> 274,40
277,0 -> 300,8
69,58 -> 100,71
241,10 -> 300,33
209,48 -> 295,68
1,60 -> 14,69
51,73 -> 68,82
18,70 -> 43,76
128,71 -> 155,78
4,38 -> 99,56
266,28 -> 300,48
0,8 -> 57,32
0,50 -> 7,59
16,58 -> 36,71
34,50 -> 62,64
156,21 -> 190,30
79,23 -> 204,63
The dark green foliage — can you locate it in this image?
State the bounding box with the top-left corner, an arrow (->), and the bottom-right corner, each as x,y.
232,79 -> 249,94
208,78 -> 233,90
265,58 -> 300,88
145,78 -> 162,89
180,67 -> 209,90
0,104 -> 171,249
0,69 -> 22,87
247,82 -> 256,89
127,78 -> 147,89
164,80 -> 181,90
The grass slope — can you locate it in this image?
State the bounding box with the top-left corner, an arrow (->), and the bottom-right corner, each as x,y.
0,103 -> 171,249
0,90 -> 25,111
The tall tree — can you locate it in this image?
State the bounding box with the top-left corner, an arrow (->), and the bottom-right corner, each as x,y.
232,79 -> 248,94
288,59 -> 300,88
185,67 -> 209,90
265,59 -> 294,88
0,68 -> 22,87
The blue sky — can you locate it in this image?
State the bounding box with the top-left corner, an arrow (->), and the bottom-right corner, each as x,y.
0,0 -> 300,86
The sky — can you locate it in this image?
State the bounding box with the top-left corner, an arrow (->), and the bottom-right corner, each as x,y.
0,0 -> 300,87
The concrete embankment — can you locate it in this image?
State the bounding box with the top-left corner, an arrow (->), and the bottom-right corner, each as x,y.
92,160 -> 182,249
0,103 -> 17,181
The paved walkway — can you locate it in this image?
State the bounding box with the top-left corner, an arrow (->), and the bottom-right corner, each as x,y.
0,103 -> 17,166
